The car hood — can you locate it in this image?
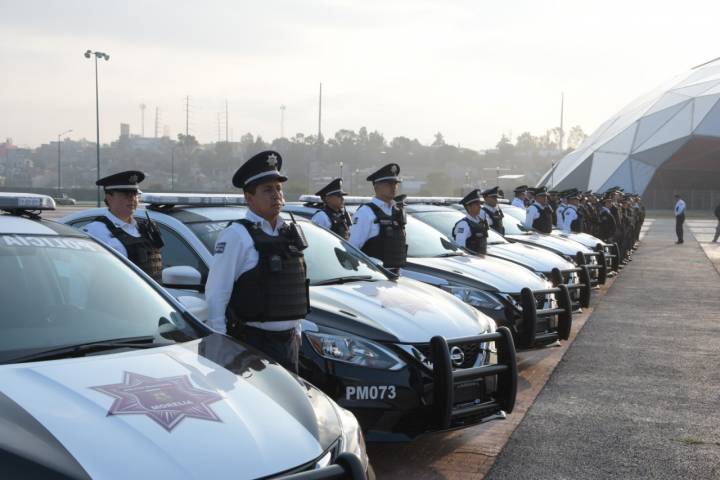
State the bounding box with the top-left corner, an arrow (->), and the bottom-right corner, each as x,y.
309,278 -> 493,343
551,230 -> 610,248
487,242 -> 577,273
406,254 -> 551,293
0,335 -> 341,479
505,232 -> 593,256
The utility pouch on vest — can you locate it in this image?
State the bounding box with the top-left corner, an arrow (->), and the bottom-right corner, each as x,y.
288,222 -> 308,251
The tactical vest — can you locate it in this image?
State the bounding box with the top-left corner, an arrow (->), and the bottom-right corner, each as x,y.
227,219 -> 309,323
598,208 -> 616,241
530,203 -> 553,233
482,206 -> 505,235
95,216 -> 164,282
361,203 -> 407,269
455,217 -> 488,254
323,206 -> 351,239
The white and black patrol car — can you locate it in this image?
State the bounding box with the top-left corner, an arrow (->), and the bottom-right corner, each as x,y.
501,203 -> 620,277
398,202 -> 591,310
60,193 -> 518,442
1,193 -> 370,479
288,197 -> 574,351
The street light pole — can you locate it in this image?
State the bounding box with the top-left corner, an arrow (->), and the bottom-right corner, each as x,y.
84,49 -> 109,206
171,146 -> 176,191
57,129 -> 72,190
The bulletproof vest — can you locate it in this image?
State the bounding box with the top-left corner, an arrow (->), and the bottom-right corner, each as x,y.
530,203 -> 553,233
455,217 -> 488,254
361,203 -> 407,269
482,206 -> 505,235
227,219 -> 309,323
95,216 -> 164,282
323,206 -> 351,239
598,208 -> 616,240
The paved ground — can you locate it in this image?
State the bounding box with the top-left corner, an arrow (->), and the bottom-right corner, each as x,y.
487,216 -> 720,479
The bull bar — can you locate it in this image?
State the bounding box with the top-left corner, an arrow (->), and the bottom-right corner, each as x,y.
277,453 -> 367,480
517,284 -> 572,348
430,327 -> 517,430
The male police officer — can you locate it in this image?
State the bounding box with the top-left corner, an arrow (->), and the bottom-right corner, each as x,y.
556,192 -> 568,227
511,185 -> 527,208
479,186 -> 505,235
674,194 -> 686,244
713,200 -> 720,243
453,189 -> 489,254
561,189 -> 582,233
524,187 -> 553,233
311,178 -> 351,239
205,151 -> 308,373
83,170 -> 164,281
349,163 -> 407,271
598,194 -> 617,243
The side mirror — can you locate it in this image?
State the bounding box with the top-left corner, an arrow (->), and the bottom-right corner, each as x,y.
177,295 -> 209,322
162,266 -> 203,291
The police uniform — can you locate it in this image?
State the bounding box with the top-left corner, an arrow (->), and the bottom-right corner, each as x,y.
82,170 -> 164,282
561,189 -> 582,233
349,163 -> 407,270
310,178 -> 351,239
511,185 -> 527,209
452,189 -> 489,254
556,199 -> 567,227
598,199 -> 617,243
205,150 -> 308,374
524,187 -> 553,233
479,186 -> 506,235
674,196 -> 686,243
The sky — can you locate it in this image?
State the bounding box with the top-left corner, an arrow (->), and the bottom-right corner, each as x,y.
1,0 -> 719,150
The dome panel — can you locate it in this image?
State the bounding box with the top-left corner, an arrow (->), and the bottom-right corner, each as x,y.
630,137 -> 688,167
692,94 -> 720,129
633,102 -> 693,153
588,152 -> 628,191
597,123 -> 638,155
695,99 -> 720,137
644,92 -> 692,116
598,161 -> 633,193
633,101 -> 690,149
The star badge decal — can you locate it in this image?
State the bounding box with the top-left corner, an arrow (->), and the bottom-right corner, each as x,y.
267,153 -> 278,167
91,372 -> 223,432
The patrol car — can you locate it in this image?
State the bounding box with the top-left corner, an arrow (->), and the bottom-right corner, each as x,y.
398,202 -> 591,309
1,193 -> 369,479
60,193 -> 518,442
500,203 -> 619,276
288,197 -> 574,350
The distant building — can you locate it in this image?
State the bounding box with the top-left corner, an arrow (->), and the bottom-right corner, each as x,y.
120,123 -> 130,138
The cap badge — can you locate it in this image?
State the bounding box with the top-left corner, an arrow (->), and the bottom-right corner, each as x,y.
390,165 -> 398,174
128,174 -> 139,184
267,154 -> 278,168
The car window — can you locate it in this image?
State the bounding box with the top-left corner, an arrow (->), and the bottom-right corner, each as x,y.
187,220 -> 232,252
0,234 -> 203,363
499,211 -> 530,235
68,217 -> 208,280
412,211 -> 508,245
405,216 -> 462,257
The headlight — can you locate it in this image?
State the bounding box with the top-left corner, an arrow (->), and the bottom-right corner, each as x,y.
336,405 -> 369,472
306,331 -> 406,370
439,285 -> 504,311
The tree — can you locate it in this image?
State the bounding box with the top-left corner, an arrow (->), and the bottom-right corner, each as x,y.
431,132 -> 446,147
566,125 -> 587,149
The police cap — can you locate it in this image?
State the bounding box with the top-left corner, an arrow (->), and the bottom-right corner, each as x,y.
366,163 -> 402,184
482,186 -> 500,198
96,170 -> 145,192
315,178 -> 347,198
232,150 -> 287,189
460,189 -> 483,206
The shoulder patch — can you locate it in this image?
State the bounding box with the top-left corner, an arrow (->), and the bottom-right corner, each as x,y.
457,227 -> 465,233
214,242 -> 226,254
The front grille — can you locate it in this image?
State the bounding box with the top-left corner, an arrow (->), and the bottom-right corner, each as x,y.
414,342 -> 482,369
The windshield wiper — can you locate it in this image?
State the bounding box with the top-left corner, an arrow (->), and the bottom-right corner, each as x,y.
7,336 -> 173,364
312,275 -> 375,286
435,252 -> 464,257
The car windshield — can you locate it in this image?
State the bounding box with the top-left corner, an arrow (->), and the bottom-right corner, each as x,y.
301,222 -> 388,285
500,210 -> 533,235
405,216 -> 465,257
411,210 -> 508,245
0,234 -> 204,364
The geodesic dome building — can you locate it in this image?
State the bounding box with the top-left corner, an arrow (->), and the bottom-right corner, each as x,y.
540,58 -> 720,209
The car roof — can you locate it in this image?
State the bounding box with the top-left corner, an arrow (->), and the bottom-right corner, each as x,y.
0,213 -> 90,236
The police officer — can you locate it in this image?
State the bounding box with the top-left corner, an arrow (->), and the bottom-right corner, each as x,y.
310,178 -> 350,239
452,189 -> 489,254
561,189 -> 582,233
713,200 -> 720,243
556,192 -> 568,227
479,186 -> 505,235
511,185 -> 528,208
674,194 -> 686,244
524,187 -> 553,233
83,170 -> 164,281
205,151 -> 309,373
598,194 -> 617,243
349,163 -> 407,271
